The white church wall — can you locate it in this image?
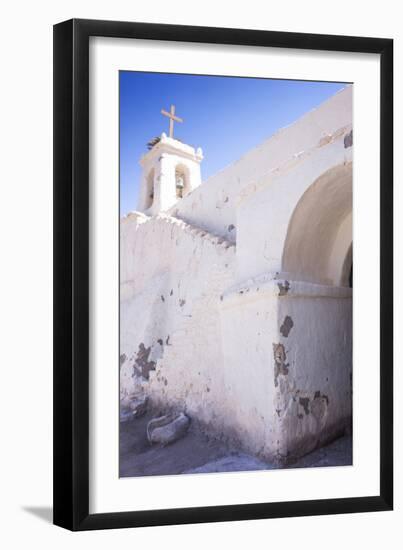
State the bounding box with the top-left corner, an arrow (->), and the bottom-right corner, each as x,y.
219,274 -> 352,461
147,257 -> 237,435
235,147 -> 352,284
274,281 -> 352,460
120,211 -> 149,300
171,86 -> 352,245
219,279 -> 281,458
120,212 -> 236,410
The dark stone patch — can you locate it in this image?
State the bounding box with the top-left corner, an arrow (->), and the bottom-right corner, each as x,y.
344,129 -> 353,148
157,339 -> 163,346
310,391 -> 329,423
314,391 -> 329,405
299,397 -> 310,415
297,413 -> 303,419
228,224 -> 235,232
224,196 -> 229,203
134,343 -> 156,380
179,299 -> 186,307
161,295 -> 165,302
273,343 -> 290,387
276,408 -> 281,417
132,365 -> 142,378
120,353 -> 127,367
170,289 -> 173,296
278,281 -> 290,296
280,315 -> 294,337
166,335 -> 170,345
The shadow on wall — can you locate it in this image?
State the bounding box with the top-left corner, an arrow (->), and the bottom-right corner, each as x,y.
282,162 -> 352,287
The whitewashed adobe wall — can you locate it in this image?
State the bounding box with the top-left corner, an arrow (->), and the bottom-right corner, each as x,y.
120,86 -> 353,462
171,87 -> 352,245
120,213 -> 236,412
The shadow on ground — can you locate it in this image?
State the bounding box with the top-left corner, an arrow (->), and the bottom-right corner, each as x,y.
120,411 -> 233,477
120,411 -> 352,477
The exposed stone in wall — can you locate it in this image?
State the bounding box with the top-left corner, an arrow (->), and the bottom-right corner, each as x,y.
280,315 -> 294,337
273,343 -> 289,387
134,343 -> 156,379
277,281 -> 290,296
298,397 -> 310,415
344,129 -> 353,148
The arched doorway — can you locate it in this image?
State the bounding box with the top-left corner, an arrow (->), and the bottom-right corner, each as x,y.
282,163 -> 352,286
276,162 -> 353,458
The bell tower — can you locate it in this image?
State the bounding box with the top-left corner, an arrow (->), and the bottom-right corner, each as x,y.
137,105 -> 203,215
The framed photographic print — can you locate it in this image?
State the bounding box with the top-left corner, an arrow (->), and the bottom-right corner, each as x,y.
53,19 -> 393,530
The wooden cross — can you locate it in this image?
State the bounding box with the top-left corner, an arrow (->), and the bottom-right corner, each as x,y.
161,104 -> 183,138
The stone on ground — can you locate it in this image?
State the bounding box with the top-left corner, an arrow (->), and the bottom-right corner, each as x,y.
147,412 -> 190,446
129,395 -> 148,418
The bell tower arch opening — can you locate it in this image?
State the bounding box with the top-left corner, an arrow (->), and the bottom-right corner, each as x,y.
144,168 -> 155,210
137,133 -> 203,215
175,164 -> 191,199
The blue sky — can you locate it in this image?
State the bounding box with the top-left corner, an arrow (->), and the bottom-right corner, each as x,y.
120,72 -> 347,215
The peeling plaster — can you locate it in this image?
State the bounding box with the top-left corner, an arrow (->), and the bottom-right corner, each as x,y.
344,129 -> 353,148
135,343 -> 156,380
280,315 -> 294,337
314,390 -> 329,405
277,281 -> 290,296
299,397 -> 310,415
311,391 -> 329,426
273,343 -> 290,387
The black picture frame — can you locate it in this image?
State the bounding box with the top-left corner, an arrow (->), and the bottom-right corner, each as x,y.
53,18 -> 393,531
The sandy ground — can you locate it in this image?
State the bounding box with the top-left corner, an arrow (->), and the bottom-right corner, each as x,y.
120,411 -> 352,478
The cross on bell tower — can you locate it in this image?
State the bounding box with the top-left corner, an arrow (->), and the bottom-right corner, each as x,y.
161,104 -> 183,138
136,104 -> 203,215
